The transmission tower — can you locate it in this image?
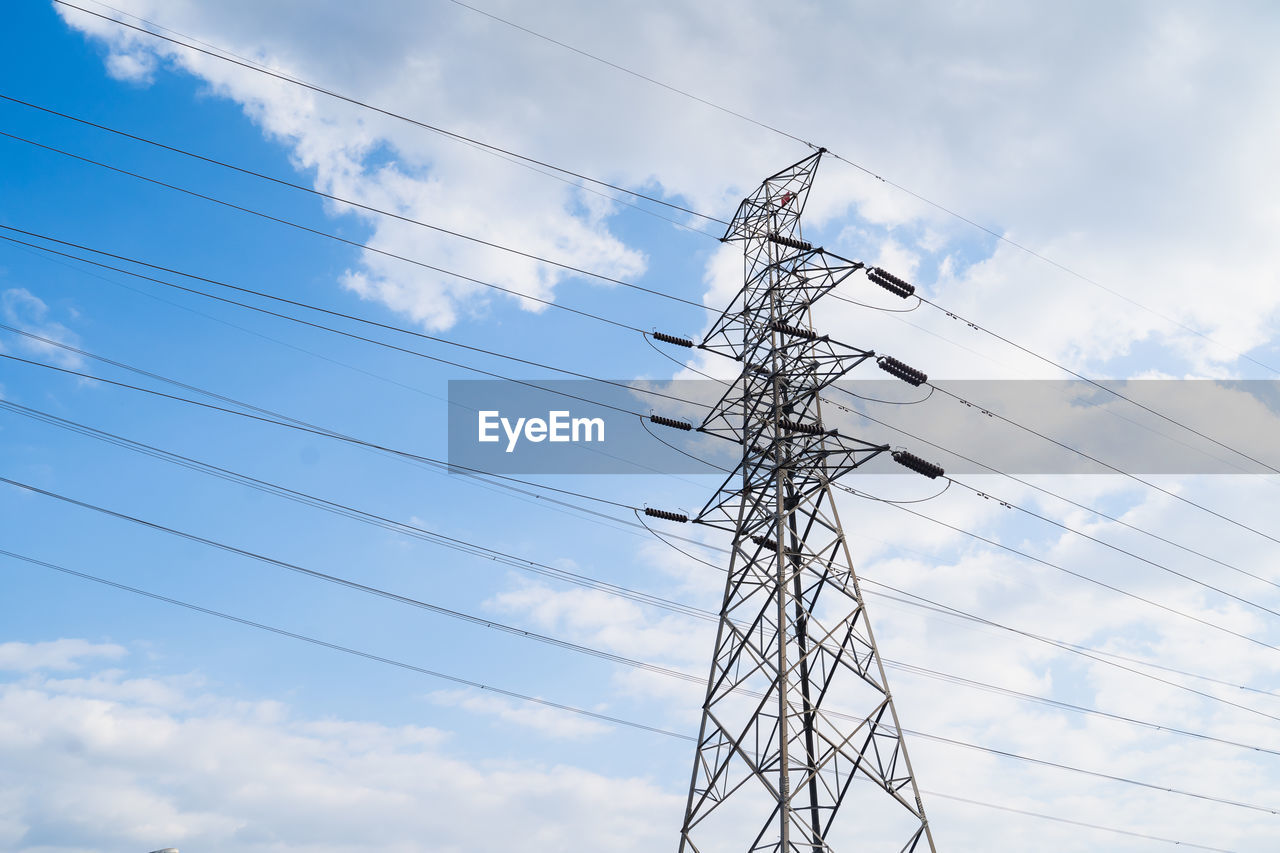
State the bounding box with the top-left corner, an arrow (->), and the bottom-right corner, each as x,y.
676,151 -> 935,852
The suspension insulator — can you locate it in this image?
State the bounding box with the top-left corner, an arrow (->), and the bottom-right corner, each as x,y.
892,450 -> 944,479
768,319 -> 821,341
751,535 -> 779,551
780,419 -> 826,436
650,414 -> 693,431
653,331 -> 695,348
868,267 -> 916,298
644,507 -> 689,523
767,232 -> 814,251
877,356 -> 928,386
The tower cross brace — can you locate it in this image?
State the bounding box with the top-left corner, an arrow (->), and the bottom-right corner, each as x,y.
677,151 -> 935,853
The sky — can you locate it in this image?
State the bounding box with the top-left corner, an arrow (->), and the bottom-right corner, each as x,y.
2,0 -> 1280,850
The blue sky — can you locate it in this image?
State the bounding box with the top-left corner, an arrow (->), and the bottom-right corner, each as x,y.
3,1 -> 1280,851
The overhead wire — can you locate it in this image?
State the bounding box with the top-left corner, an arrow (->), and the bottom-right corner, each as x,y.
914,295 -> 1280,473
0,352 -> 637,511
821,392 -> 1280,592
0,399 -> 709,622
403,0 -> 1280,376
837,481 -> 1280,657
48,0 -> 731,227
15,236 -> 1269,684
0,322 -> 724,552
0,474 -> 702,684
925,380 -> 1280,548
0,228 -> 707,419
642,518 -> 1280,724
6,393 -> 1273,762
19,128 -> 1276,584
0,98 -> 718,303
0,542 -> 1246,850
3,481 -> 1275,816
5,265 -> 1277,816
824,396 -> 1280,615
17,4 -> 1280,819
0,130 -> 711,318
0,547 -> 691,741
30,3 -> 1280,834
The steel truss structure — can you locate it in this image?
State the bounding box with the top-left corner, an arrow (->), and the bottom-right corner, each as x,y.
678,151 -> 935,853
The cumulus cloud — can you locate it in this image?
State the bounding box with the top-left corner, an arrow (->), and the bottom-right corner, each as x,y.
39,2 -> 1280,849
0,658 -> 680,852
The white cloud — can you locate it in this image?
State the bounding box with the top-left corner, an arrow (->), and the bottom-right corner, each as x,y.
0,288 -> 85,369
52,0 -> 1280,368
39,2 -> 1280,849
428,688 -> 610,739
0,639 -> 125,672
0,659 -> 681,852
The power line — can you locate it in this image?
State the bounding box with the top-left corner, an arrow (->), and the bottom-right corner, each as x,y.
0,398 -> 709,622
35,121 -> 1274,564
0,546 -> 689,740
48,0 -> 730,227
0,352 -> 637,512
0,321 -> 719,552
821,392 -> 1280,593
945,476 -> 1280,620
860,578 -> 1280,725
410,0 -> 1280,376
0,130 -> 711,318
0,542 -> 1245,850
3,480 -> 1274,816
924,381 -> 1280,549
638,513 -> 1280,722
10,395 -> 1276,763
0,474 -> 700,684
837,481 -> 1280,657
883,658 -> 1280,759
0,229 -> 702,420
918,788 -> 1235,853
913,296 -> 1280,473
32,218 -> 1275,620
0,103 -> 716,306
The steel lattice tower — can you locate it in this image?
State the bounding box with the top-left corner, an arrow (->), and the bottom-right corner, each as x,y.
677,151 -> 935,853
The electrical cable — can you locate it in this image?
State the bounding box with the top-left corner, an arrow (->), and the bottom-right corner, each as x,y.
0,321 -> 722,551
7,395 -> 1270,762
947,476 -> 1280,620
0,399 -> 709,622
54,0 -> 1280,386
0,98 -> 717,303
0,352 -> 636,511
0,230 -> 707,419
0,474 -> 703,685
0,542 -> 1248,849
0,547 -> 691,741
0,131 -> 712,318
344,0 -> 1280,380
860,578 -> 1280,724
3,481 -> 1274,815
838,482 -> 1280,657
48,1 -> 731,227
916,296 -> 1280,472
822,392 -> 1280,593
925,381 -> 1280,549
633,479 -> 1280,721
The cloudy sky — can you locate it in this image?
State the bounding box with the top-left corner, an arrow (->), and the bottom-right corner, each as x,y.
3,0 -> 1280,850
